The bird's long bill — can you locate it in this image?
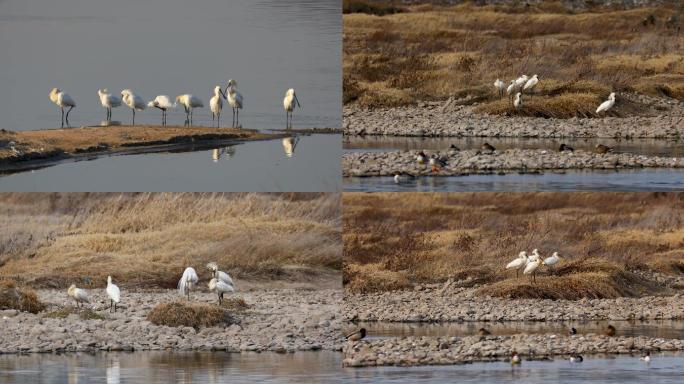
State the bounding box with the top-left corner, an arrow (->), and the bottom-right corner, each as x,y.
294,94 -> 301,108
220,88 -> 227,100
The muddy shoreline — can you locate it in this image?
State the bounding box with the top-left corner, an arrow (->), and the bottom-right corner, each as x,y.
342,149 -> 684,177
0,288 -> 343,354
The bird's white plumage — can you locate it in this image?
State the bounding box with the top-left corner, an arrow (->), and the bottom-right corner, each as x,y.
106,276 -> 120,303
283,88 -> 300,112
494,79 -> 506,93
523,75 -> 539,91
514,75 -> 528,88
543,252 -> 560,266
50,88 -> 76,107
506,80 -> 516,95
206,262 -> 235,287
596,92 -> 615,113
148,95 -> 174,109
227,88 -> 243,109
523,259 -> 541,275
209,278 -> 235,295
506,251 -> 528,269
282,137 -> 298,157
178,267 -> 199,296
68,284 -> 89,304
121,89 -> 146,111
176,94 -> 204,109
98,89 -> 122,109
514,92 -> 523,109
210,85 -> 224,115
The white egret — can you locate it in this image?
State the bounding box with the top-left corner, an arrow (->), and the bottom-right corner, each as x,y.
523,74 -> 539,93
121,89 -> 146,125
506,251 -> 528,277
67,284 -> 89,308
514,92 -> 523,110
596,92 -> 616,114
49,88 -> 76,128
176,94 -> 204,126
106,276 -> 120,313
147,95 -> 174,126
225,79 -> 244,128
209,85 -> 226,127
208,277 -> 235,305
98,89 -> 122,121
282,136 -> 299,157
494,79 -> 506,99
506,80 -> 516,96
206,262 -> 235,287
178,267 -> 199,300
283,88 -> 301,129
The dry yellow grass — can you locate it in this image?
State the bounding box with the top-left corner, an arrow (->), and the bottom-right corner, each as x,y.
0,280 -> 46,313
344,2 -> 684,113
147,302 -> 231,328
0,193 -> 341,288
344,193 -> 684,298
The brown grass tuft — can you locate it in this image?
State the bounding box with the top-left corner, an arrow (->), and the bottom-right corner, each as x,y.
0,280 -> 46,313
45,307 -> 105,320
344,263 -> 410,293
147,302 -> 233,329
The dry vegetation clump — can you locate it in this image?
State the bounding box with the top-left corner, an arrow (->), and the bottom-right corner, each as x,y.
343,0 -> 405,16
343,193 -> 684,298
219,297 -> 250,312
45,307 -> 105,320
343,2 -> 684,112
0,280 -> 46,313
0,193 -> 341,288
147,302 -> 232,329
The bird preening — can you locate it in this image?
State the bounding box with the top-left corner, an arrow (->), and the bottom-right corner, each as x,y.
50,88 -> 76,128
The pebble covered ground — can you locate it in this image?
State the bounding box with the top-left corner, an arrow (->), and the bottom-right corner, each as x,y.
0,288 -> 343,354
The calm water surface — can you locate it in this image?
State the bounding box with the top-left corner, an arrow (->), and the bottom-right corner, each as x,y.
2,351 -> 683,383
345,169 -> 684,192
0,134 -> 340,192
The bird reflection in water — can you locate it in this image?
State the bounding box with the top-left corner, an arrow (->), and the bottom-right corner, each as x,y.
282,136 -> 300,158
100,120 -> 122,127
211,146 -> 237,162
106,356 -> 120,384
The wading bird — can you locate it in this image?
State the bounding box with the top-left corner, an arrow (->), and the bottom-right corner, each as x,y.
67,284 -> 89,308
283,88 -> 301,129
178,267 -> 199,300
106,276 -> 120,313
49,88 -> 76,128
210,85 -> 226,127
506,80 -> 516,97
506,251 -> 528,277
147,95 -> 174,126
543,252 -> 561,273
282,136 -> 300,157
208,277 -> 235,305
514,92 -> 523,110
514,75 -> 529,91
206,262 -> 235,287
98,89 -> 122,122
225,79 -> 244,128
176,94 -> 204,126
596,92 -> 616,114
494,79 -> 506,99
121,89 -> 146,125
523,74 -> 539,93
345,328 -> 366,341
523,255 -> 542,282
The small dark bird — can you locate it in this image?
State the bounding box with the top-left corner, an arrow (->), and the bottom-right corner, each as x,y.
345,328 -> 366,342
481,142 -> 496,152
568,327 -> 577,336
449,144 -> 460,151
595,144 -> 613,154
603,324 -> 616,337
559,144 -> 574,152
570,355 -> 583,363
478,327 -> 491,336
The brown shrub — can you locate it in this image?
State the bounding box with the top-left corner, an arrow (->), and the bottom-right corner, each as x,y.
344,263 -> 410,293
147,302 -> 233,329
0,280 -> 46,314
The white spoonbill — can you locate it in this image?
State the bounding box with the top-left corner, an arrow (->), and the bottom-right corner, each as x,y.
523,256 -> 542,282
523,75 -> 539,93
49,88 -> 76,128
282,136 -> 300,157
147,95 -> 174,126
121,89 -> 146,125
543,252 -> 561,267
176,94 -> 204,126
494,79 -> 506,99
225,79 -> 244,128
106,276 -> 120,313
208,277 -> 235,305
514,75 -> 528,91
209,85 -> 226,127
67,284 -> 89,308
178,267 -> 199,300
98,89 -> 122,121
513,92 -> 523,110
506,80 -> 516,96
283,88 -> 301,129
206,262 -> 235,287
506,251 -> 528,277
596,92 -> 616,114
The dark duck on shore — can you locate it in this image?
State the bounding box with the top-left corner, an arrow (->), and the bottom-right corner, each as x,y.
603,324 -> 616,337
478,327 -> 491,336
595,144 -> 614,154
481,143 -> 496,152
559,144 -> 574,152
429,155 -> 447,172
345,328 -> 366,342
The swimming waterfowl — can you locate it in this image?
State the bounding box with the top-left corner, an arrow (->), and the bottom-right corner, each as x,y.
603,324 -> 616,337
640,351 -> 651,363
568,327 -> 578,336
478,328 -> 491,336
345,328 -> 366,342
449,144 -> 460,151
510,351 -> 521,365
481,143 -> 496,152
595,144 -> 613,154
559,144 -> 574,152
570,355 -> 583,363
416,151 -> 428,164
394,172 -> 413,184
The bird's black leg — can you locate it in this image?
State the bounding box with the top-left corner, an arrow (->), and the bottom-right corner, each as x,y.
61,107 -> 65,128
66,106 -> 73,127
236,109 -> 239,127
132,109 -> 135,125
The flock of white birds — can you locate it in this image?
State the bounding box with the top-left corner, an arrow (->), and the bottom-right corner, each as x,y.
505,249 -> 561,282
49,82 -> 302,128
66,262 -> 236,311
494,75 -> 616,114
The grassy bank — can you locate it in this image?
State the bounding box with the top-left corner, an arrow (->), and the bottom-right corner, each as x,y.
343,1 -> 684,115
0,193 -> 341,289
344,193 -> 684,298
